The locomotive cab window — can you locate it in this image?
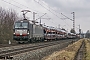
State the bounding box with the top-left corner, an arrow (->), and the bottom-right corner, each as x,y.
15,22 -> 28,28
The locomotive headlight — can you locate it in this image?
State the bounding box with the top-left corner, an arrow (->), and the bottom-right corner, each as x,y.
13,33 -> 15,34
27,33 -> 29,34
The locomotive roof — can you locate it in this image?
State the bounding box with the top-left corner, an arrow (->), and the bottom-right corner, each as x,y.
15,20 -> 29,23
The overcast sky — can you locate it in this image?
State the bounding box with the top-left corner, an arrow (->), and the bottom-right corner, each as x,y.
0,0 -> 90,33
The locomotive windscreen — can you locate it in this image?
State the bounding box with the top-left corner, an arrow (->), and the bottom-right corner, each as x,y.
15,22 -> 28,28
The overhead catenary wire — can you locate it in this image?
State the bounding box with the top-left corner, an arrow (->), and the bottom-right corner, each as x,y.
38,0 -> 73,27
45,15 -> 71,29
34,0 -> 72,29
38,0 -> 72,20
38,0 -> 61,15
42,2 -> 76,31
11,0 -> 43,14
1,0 -> 22,9
61,13 -> 73,21
1,0 -> 43,14
34,0 -> 63,20
1,0 -> 72,30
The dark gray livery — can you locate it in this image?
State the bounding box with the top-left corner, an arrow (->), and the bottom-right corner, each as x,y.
13,20 -> 44,43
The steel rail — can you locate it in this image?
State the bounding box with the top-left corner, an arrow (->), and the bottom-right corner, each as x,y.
0,40 -> 73,59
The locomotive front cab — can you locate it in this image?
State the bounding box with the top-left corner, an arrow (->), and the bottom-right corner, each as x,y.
13,20 -> 30,42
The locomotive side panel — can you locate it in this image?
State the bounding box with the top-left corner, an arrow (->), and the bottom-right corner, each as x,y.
32,24 -> 44,41
28,23 -> 33,39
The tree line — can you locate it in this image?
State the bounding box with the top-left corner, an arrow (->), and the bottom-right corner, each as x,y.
0,7 -> 19,44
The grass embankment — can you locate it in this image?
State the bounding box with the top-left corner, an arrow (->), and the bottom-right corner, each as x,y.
42,39 -> 84,60
85,39 -> 90,60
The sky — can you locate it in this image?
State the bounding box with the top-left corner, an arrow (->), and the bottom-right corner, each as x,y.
0,0 -> 90,33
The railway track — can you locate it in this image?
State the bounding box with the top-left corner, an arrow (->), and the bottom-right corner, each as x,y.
0,39 -> 74,48
74,40 -> 86,60
0,44 -> 22,48
0,39 -> 76,59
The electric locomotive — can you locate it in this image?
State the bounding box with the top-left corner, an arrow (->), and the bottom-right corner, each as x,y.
13,19 -> 44,43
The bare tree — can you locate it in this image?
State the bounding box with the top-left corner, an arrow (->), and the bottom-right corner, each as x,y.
0,7 -> 19,44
